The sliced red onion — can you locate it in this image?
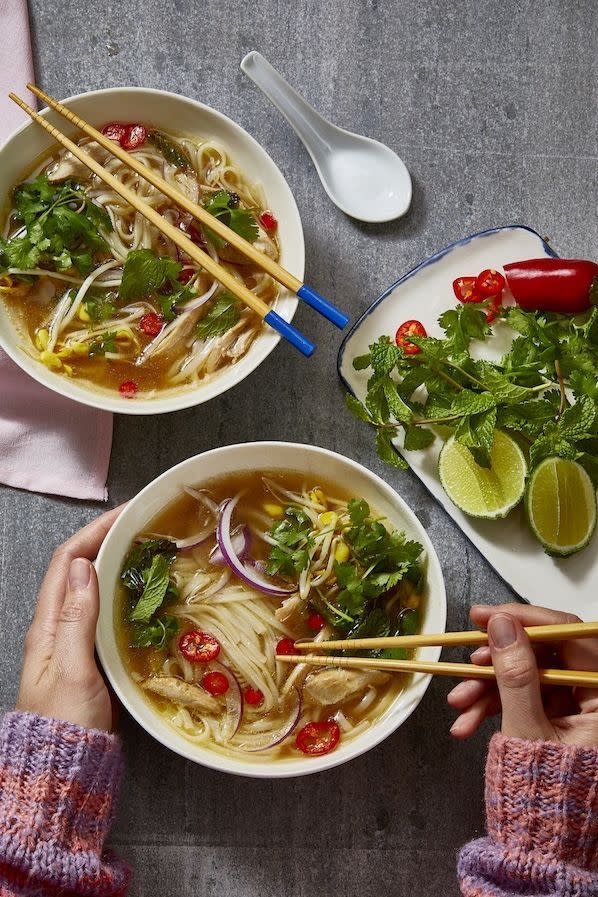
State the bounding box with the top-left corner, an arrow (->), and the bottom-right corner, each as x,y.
210,525 -> 251,566
235,688 -> 302,752
184,485 -> 219,516
217,498 -> 295,598
202,660 -> 243,741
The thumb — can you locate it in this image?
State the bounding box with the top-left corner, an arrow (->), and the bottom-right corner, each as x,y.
488,613 -> 553,741
52,558 -> 100,673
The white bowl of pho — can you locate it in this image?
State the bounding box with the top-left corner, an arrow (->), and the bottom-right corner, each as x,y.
95,442 -> 447,778
0,88 -> 304,413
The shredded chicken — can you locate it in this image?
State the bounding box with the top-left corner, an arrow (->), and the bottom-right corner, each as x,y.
174,171 -> 200,204
304,668 -> 390,706
142,676 -> 220,713
46,142 -> 111,182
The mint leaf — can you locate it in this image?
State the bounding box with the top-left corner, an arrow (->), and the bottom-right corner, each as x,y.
451,389 -> 496,416
375,428 -> 408,468
403,425 -> 435,450
130,554 -> 171,623
345,393 -> 372,423
352,352 -> 372,370
383,380 -> 414,424
370,336 -> 402,375
196,293 -> 240,340
558,397 -> 596,440
455,408 -> 497,468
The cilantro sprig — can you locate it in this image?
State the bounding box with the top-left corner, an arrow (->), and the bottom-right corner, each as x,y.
0,174 -> 112,276
347,303 -> 598,482
203,190 -> 259,247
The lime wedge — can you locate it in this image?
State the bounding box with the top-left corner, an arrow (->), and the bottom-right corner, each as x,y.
438,430 -> 526,519
525,457 -> 597,556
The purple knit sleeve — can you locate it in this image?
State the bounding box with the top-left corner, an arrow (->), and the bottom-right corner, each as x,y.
0,711 -> 129,897
458,733 -> 598,897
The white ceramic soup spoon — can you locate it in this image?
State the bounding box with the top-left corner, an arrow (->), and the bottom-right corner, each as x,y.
240,51 -> 412,223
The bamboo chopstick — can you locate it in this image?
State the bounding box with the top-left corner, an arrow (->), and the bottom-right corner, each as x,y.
9,92 -> 315,357
24,83 -> 349,330
294,620 -> 598,653
277,653 -> 598,688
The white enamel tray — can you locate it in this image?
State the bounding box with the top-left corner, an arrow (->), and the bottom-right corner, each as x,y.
338,225 -> 597,618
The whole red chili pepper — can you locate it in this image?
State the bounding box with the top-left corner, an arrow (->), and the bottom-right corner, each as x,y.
504,258 -> 598,314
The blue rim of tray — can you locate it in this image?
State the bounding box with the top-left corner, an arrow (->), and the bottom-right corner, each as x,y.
336,224 -> 559,603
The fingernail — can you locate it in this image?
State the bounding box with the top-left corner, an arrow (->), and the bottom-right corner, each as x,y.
488,614 -> 517,649
448,681 -> 470,700
470,647 -> 488,663
449,719 -> 462,735
69,558 -> 91,589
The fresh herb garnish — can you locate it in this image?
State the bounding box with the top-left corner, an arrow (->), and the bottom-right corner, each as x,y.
121,539 -> 179,633
88,330 -> 118,356
147,131 -> 193,170
195,292 -> 240,340
119,248 -> 196,321
84,292 -> 119,322
0,175 -> 111,276
131,614 -> 180,649
203,190 -> 258,248
266,507 -> 315,577
348,303 -> 598,481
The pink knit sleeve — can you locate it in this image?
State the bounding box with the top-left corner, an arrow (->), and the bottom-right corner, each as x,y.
458,733 -> 598,897
0,711 -> 129,896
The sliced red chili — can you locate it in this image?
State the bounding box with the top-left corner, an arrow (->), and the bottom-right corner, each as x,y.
202,671 -> 229,696
275,637 -> 296,656
475,268 -> 505,298
118,380 -> 138,397
296,719 -> 340,756
121,124 -> 147,150
102,122 -> 127,143
486,308 -> 497,324
139,312 -> 164,336
179,630 -> 220,663
244,687 -> 264,706
307,613 -> 325,631
259,210 -> 278,232
452,276 -> 480,303
395,320 -> 427,355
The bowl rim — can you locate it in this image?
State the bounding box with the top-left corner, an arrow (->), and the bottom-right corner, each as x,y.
0,86 -> 305,415
95,440 -> 447,778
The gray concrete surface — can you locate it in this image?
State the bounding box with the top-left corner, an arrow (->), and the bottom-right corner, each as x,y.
1,1 -> 597,894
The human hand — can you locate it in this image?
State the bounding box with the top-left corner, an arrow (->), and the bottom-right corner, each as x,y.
447,603 -> 598,747
16,506 -> 124,732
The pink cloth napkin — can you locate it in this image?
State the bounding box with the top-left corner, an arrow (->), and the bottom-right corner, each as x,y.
0,0 -> 113,501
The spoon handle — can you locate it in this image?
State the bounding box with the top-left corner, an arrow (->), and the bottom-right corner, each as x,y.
240,51 -> 333,159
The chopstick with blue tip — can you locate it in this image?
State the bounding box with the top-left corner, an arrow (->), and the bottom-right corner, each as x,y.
9,92 -> 315,357
24,83 -> 349,331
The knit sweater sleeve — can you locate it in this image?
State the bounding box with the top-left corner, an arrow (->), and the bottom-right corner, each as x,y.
0,711 -> 129,897
458,733 -> 598,897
